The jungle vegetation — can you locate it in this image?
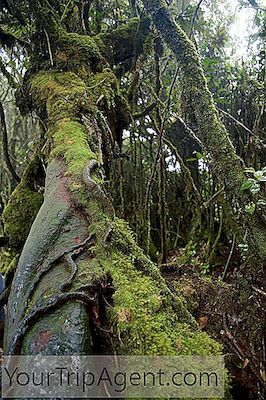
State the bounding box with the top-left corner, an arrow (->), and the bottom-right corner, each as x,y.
0,0 -> 265,399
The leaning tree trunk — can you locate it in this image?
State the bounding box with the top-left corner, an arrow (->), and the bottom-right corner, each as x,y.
143,0 -> 266,262
3,1 -> 220,358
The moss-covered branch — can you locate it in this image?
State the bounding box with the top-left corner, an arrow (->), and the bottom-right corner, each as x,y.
27,0 -> 150,72
20,68 -> 221,357
97,17 -> 151,65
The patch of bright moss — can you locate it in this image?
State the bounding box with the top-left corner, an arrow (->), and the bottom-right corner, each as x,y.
52,119 -> 96,177
3,157 -> 44,249
86,68 -> 118,109
30,71 -> 89,122
3,186 -> 43,249
58,33 -> 104,71
91,218 -> 222,357
103,251 -> 221,355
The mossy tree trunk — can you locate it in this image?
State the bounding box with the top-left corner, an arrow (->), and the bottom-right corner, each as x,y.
143,0 -> 266,262
3,0 -> 220,358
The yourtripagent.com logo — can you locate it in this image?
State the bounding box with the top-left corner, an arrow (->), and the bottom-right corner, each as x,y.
1,355 -> 225,398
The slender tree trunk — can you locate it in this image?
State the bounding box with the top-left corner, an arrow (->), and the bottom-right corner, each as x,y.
143,0 -> 266,262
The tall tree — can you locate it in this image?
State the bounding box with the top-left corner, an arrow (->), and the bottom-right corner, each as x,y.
143,0 -> 266,262
1,0 -> 220,357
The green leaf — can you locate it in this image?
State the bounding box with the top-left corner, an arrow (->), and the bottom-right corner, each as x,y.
8,60 -> 16,68
245,203 -> 256,215
254,170 -> 264,180
196,152 -> 204,160
244,167 -> 255,174
257,199 -> 266,207
250,183 -> 261,193
240,180 -> 253,191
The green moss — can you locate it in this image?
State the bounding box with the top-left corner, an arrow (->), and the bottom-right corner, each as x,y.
106,254 -> 220,355
97,17 -> 150,64
27,44 -> 223,361
86,68 -> 118,109
3,186 -> 43,248
57,33 -> 104,71
71,216 -> 222,357
30,71 -> 89,122
0,251 -> 19,277
30,71 -> 100,187
86,218 -> 222,357
52,119 -> 97,176
109,17 -> 140,39
3,157 -> 44,249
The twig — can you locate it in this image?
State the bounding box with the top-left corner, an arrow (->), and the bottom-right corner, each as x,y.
163,136 -> 201,202
252,103 -> 264,136
210,207 -> 223,262
221,235 -> 236,281
43,28 -> 54,67
252,286 -> 266,298
0,59 -> 18,89
189,0 -> 204,38
87,78 -> 107,90
60,0 -> 73,21
223,313 -> 265,387
133,101 -> 157,118
0,285 -> 11,305
217,107 -> 254,136
144,65 -> 179,216
246,0 -> 266,11
174,115 -> 203,146
0,101 -> 20,182
203,185 -> 225,208
262,335 -> 265,364
149,86 -> 166,108
222,313 -> 245,360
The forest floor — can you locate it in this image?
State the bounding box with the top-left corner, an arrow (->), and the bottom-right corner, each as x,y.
161,246 -> 265,399
0,246 -> 264,399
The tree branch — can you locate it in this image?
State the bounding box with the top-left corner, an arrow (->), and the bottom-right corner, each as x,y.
0,101 -> 20,182
217,107 -> 254,136
189,0 -> 204,38
98,17 -> 150,65
0,58 -> 18,89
